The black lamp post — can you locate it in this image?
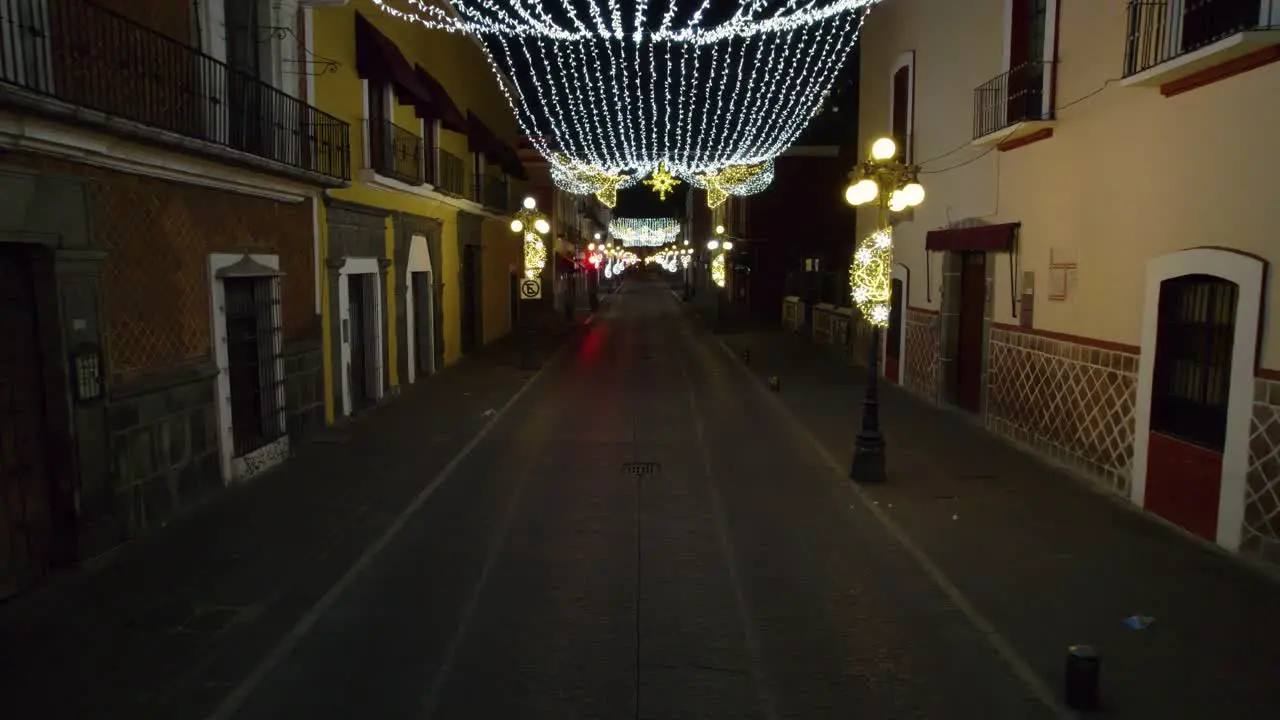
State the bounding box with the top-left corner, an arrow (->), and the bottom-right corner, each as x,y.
843,136 -> 926,483
511,196 -> 550,370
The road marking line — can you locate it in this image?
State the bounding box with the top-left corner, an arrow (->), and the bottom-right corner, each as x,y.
707,334 -> 1074,720
205,338 -> 574,720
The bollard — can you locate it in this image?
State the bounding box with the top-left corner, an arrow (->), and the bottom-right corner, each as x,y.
1064,644 -> 1100,711
768,376 -> 780,392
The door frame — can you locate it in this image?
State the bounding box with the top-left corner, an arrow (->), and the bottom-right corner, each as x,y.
1132,248 -> 1265,551
337,258 -> 383,417
405,234 -> 434,384
884,263 -> 909,383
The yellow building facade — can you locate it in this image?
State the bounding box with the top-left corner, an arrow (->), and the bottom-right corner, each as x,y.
856,0 -> 1280,562
302,0 -> 528,423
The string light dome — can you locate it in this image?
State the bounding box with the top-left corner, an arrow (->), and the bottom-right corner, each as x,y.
373,0 -> 877,207
610,217 -> 681,247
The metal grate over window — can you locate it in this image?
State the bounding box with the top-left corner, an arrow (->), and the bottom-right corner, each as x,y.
224,275 -> 286,457
1150,274 -> 1238,452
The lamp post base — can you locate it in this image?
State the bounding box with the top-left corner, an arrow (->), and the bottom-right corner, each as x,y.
850,325 -> 887,483
520,321 -> 541,370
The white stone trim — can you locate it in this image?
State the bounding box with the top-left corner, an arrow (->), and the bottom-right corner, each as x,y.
1132,248 -> 1265,551
337,257 -> 385,417
208,252 -> 288,485
0,113 -> 315,203
890,262 -> 910,381
405,234 -> 435,384
888,51 -> 916,164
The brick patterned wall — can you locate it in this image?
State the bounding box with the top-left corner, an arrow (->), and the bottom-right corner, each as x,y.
987,327 -> 1137,494
903,308 -> 939,401
1244,376 -> 1280,564
4,153 -> 316,382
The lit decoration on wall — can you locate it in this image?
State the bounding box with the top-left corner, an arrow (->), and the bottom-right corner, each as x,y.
644,162 -> 681,201
849,227 -> 893,326
373,0 -> 877,204
610,218 -> 681,247
711,253 -> 727,288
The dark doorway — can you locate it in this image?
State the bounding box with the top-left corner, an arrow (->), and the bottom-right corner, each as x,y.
956,252 -> 987,413
224,0 -> 265,156
461,245 -> 481,354
886,277 -> 904,383
348,274 -> 375,411
223,277 -> 285,456
1006,0 -> 1048,125
0,244 -> 52,598
1145,274 -> 1238,541
509,272 -> 519,330
1182,0 -> 1260,53
412,271 -> 433,378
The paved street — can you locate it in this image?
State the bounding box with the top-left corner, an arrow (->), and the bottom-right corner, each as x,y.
2,277 -> 1277,719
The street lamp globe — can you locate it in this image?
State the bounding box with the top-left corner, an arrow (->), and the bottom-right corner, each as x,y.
887,190 -> 909,212
534,218 -> 551,234
522,196 -> 537,210
510,219 -> 524,233
723,241 -> 734,250
844,178 -> 879,206
588,242 -> 596,251
707,239 -> 720,250
870,137 -> 897,161
901,182 -> 926,207
594,232 -> 601,240
715,224 -> 725,235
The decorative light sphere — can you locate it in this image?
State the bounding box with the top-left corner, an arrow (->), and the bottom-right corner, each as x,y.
594,232 -> 601,240
708,239 -> 720,250
522,196 -> 537,210
870,137 -> 897,161
715,225 -> 726,235
510,219 -> 524,233
845,179 -> 879,206
534,218 -> 551,234
723,241 -> 734,250
588,242 -> 596,251
887,191 -> 909,212
901,182 -> 926,207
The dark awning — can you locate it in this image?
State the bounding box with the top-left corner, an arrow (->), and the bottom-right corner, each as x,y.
925,222 -> 1019,252
414,65 -> 467,133
354,12 -> 433,115
467,112 -> 527,180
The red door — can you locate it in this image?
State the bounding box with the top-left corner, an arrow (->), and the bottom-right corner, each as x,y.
885,278 -> 904,383
955,252 -> 986,413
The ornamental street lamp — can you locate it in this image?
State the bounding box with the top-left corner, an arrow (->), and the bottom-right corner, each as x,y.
843,136 -> 925,484
511,195 -> 550,369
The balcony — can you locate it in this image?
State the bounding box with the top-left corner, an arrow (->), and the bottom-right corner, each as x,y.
1122,0 -> 1280,87
0,0 -> 351,183
365,119 -> 424,186
437,149 -> 465,196
972,61 -> 1055,147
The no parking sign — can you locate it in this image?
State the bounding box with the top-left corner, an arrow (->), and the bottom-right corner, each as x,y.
519,278 -> 542,300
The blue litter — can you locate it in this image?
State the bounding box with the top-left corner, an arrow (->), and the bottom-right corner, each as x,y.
1123,615 -> 1155,630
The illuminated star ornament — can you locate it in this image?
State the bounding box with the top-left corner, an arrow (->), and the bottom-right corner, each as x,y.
373,0 -> 878,206
644,162 -> 681,201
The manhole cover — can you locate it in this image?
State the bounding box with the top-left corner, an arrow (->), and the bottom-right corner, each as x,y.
621,461 -> 661,478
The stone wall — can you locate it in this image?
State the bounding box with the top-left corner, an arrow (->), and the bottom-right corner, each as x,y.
986,326 -> 1138,494
283,343 -> 325,445
1244,375 -> 1280,563
903,308 -> 940,402
107,365 -> 221,539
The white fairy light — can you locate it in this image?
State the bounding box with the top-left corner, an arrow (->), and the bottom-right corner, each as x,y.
610,218 -> 681,247
374,0 -> 876,203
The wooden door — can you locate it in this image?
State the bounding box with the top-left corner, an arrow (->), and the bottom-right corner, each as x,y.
461,245 -> 480,354
348,275 -> 371,410
0,245 -> 52,598
956,252 -> 987,413
413,272 -> 433,378
886,278 -> 904,383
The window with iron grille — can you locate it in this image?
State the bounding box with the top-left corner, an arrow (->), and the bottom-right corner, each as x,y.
1150,274 -> 1238,452
223,276 -> 286,457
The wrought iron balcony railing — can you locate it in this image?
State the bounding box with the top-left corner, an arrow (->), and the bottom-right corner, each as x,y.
972,61 -> 1054,140
483,176 -> 508,211
0,0 -> 351,181
366,119 -> 424,186
1124,0 -> 1268,77
437,149 -> 465,196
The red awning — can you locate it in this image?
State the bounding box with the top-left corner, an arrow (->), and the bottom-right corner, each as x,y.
354,12 -> 433,115
925,222 -> 1020,252
414,65 -> 468,134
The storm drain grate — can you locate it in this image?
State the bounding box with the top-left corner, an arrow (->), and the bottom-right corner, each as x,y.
622,461 -> 661,478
